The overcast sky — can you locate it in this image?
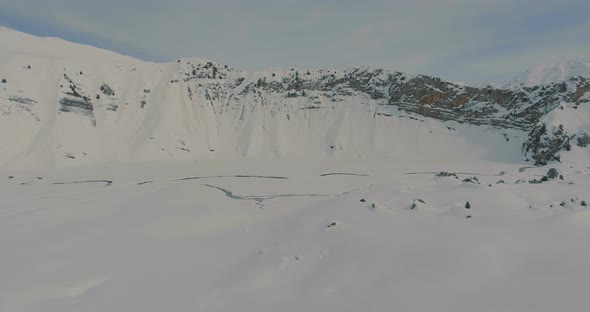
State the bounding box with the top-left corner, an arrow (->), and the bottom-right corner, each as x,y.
1,0 -> 589,83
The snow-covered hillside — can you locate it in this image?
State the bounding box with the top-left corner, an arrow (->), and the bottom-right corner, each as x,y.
0,27 -> 589,168
2,26 -> 590,312
0,27 -> 517,167
524,99 -> 590,165
508,61 -> 590,88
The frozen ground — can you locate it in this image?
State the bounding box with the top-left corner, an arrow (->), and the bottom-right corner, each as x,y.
2,25 -> 590,312
1,158 -> 590,312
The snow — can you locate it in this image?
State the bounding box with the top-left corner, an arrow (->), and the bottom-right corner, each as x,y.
1,27 -> 590,311
1,159 -> 590,312
544,101 -> 590,134
0,26 -> 133,63
0,27 -> 526,169
539,101 -> 590,165
507,60 -> 590,88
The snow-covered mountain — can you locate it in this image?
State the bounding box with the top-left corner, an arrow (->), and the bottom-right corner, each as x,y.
0,27 -> 588,168
3,27 -> 590,312
507,61 -> 590,88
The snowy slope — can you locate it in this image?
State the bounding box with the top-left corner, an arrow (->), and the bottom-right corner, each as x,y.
1,27 -> 588,168
0,26 -> 131,62
0,27 -> 527,168
2,26 -> 590,312
523,99 -> 590,166
1,159 -> 590,312
507,60 -> 590,88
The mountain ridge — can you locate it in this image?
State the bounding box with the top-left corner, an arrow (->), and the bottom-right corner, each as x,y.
507,60 -> 590,88
0,27 -> 588,168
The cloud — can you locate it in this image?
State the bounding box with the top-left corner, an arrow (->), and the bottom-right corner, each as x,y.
0,0 -> 588,82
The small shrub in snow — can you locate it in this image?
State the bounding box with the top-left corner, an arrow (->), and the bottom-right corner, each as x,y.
465,202 -> 471,209
546,168 -> 559,180
577,133 -> 590,148
435,171 -> 458,179
462,177 -> 480,184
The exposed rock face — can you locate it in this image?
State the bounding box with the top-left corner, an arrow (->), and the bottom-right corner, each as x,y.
232,67 -> 589,133
520,80 -> 590,165
226,66 -> 588,165
523,124 -> 572,165
59,75 -> 94,119
100,84 -> 115,96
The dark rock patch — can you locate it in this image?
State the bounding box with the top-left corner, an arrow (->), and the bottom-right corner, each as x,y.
463,177 -> 480,184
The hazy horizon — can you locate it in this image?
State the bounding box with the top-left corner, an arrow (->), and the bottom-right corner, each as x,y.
1,0 -> 589,83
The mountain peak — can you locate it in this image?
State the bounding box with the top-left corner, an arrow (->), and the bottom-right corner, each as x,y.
0,26 -> 137,63
507,60 -> 590,88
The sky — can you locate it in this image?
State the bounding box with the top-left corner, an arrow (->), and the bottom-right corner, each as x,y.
0,0 -> 589,83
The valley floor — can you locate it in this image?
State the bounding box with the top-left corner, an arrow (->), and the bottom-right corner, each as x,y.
1,159 -> 590,312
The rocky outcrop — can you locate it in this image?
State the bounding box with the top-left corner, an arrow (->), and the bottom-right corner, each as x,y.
523,124 -> 572,165
226,66 -> 586,133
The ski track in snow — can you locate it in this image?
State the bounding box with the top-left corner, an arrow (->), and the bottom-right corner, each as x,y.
202,184 -> 371,209
404,171 -> 507,176
18,177 -> 43,185
51,180 -> 113,186
137,175 -> 289,185
319,173 -> 370,177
